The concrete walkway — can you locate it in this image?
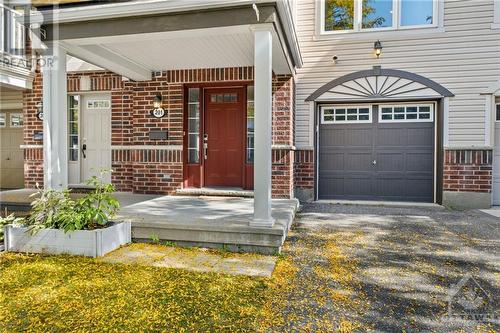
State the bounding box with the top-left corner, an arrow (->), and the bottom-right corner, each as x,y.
99,243 -> 277,277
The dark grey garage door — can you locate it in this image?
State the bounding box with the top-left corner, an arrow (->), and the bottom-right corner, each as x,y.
318,104 -> 435,202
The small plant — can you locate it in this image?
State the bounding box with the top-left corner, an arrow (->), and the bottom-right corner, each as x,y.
26,187 -> 74,234
162,240 -> 176,247
150,234 -> 160,244
59,172 -> 119,232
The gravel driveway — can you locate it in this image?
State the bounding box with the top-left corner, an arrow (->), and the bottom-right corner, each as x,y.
274,204 -> 499,332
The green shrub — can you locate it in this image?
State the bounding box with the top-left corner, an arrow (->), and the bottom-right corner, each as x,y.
23,171 -> 120,233
59,174 -> 119,232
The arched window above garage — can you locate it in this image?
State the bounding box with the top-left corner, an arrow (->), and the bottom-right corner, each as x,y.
306,66 -> 454,102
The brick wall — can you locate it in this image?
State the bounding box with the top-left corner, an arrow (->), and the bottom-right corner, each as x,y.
443,149 -> 492,193
271,74 -> 295,198
23,67 -> 295,198
22,68 -> 43,188
295,150 -> 314,188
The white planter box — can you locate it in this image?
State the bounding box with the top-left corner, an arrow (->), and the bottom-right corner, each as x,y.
3,222 -> 131,258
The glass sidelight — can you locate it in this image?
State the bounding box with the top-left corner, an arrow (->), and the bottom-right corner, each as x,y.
246,86 -> 255,163
187,88 -> 200,164
68,95 -> 80,162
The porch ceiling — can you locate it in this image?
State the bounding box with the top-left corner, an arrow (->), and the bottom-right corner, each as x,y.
36,1 -> 300,80
60,25 -> 290,80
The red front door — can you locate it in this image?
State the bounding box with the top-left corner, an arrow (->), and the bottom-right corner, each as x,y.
204,88 -> 245,187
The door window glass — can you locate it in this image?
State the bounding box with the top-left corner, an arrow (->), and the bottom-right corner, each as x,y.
0,113 -> 5,127
246,86 -> 255,163
187,88 -> 200,164
210,93 -> 238,103
68,96 -> 79,161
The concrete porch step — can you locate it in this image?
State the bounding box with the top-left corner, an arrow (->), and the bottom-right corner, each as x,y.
117,196 -> 299,254
131,218 -> 292,255
176,187 -> 254,198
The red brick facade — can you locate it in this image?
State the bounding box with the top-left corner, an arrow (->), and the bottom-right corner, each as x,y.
294,150 -> 314,198
22,67 -> 296,198
23,67 -> 43,188
443,149 -> 492,193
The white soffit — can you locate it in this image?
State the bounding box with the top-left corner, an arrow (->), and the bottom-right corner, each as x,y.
63,26 -> 291,76
66,55 -> 103,72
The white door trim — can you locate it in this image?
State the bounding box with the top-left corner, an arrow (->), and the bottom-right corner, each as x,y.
80,93 -> 112,184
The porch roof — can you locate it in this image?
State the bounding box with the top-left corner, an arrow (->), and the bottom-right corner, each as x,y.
33,0 -> 302,79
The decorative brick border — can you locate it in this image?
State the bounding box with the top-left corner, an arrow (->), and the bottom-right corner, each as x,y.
443,149 -> 492,193
294,149 -> 314,190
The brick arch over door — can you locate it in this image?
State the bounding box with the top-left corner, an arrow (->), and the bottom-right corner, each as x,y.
306,66 -> 454,102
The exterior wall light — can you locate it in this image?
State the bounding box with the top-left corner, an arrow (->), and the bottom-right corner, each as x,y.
153,94 -> 162,109
374,40 -> 383,58
151,94 -> 166,118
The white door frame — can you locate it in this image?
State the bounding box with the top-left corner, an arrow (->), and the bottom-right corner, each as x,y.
68,92 -> 112,185
491,97 -> 500,205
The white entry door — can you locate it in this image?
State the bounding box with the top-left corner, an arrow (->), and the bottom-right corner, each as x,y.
82,95 -> 112,184
493,105 -> 500,205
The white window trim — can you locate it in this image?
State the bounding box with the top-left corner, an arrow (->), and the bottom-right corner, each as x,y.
0,113 -> 6,128
493,0 -> 500,29
321,104 -> 373,124
9,113 -> 23,128
319,0 -> 440,35
495,103 -> 500,122
378,103 -> 435,123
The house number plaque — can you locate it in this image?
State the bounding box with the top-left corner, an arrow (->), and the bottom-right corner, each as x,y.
151,108 -> 166,118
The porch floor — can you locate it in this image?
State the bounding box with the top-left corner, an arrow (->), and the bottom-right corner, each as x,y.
118,196 -> 299,254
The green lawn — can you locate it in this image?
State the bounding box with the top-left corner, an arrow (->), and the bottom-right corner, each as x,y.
0,252 -> 283,332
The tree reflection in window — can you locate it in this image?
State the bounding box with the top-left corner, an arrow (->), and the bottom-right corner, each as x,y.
324,0 -> 354,31
325,0 -> 389,31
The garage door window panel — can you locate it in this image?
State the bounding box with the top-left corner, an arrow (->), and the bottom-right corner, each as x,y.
379,104 -> 434,122
0,113 -> 5,128
9,114 -> 23,128
321,106 -> 372,124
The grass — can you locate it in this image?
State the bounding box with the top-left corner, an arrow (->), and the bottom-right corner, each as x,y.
0,252 -> 286,332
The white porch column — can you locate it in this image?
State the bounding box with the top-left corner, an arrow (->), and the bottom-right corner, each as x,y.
42,43 -> 68,189
251,28 -> 274,227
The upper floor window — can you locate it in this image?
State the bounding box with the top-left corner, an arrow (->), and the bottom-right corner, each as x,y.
322,0 -> 437,33
0,4 -> 26,56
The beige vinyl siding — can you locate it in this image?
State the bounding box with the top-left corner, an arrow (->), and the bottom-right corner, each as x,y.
0,90 -> 23,110
295,0 -> 500,148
